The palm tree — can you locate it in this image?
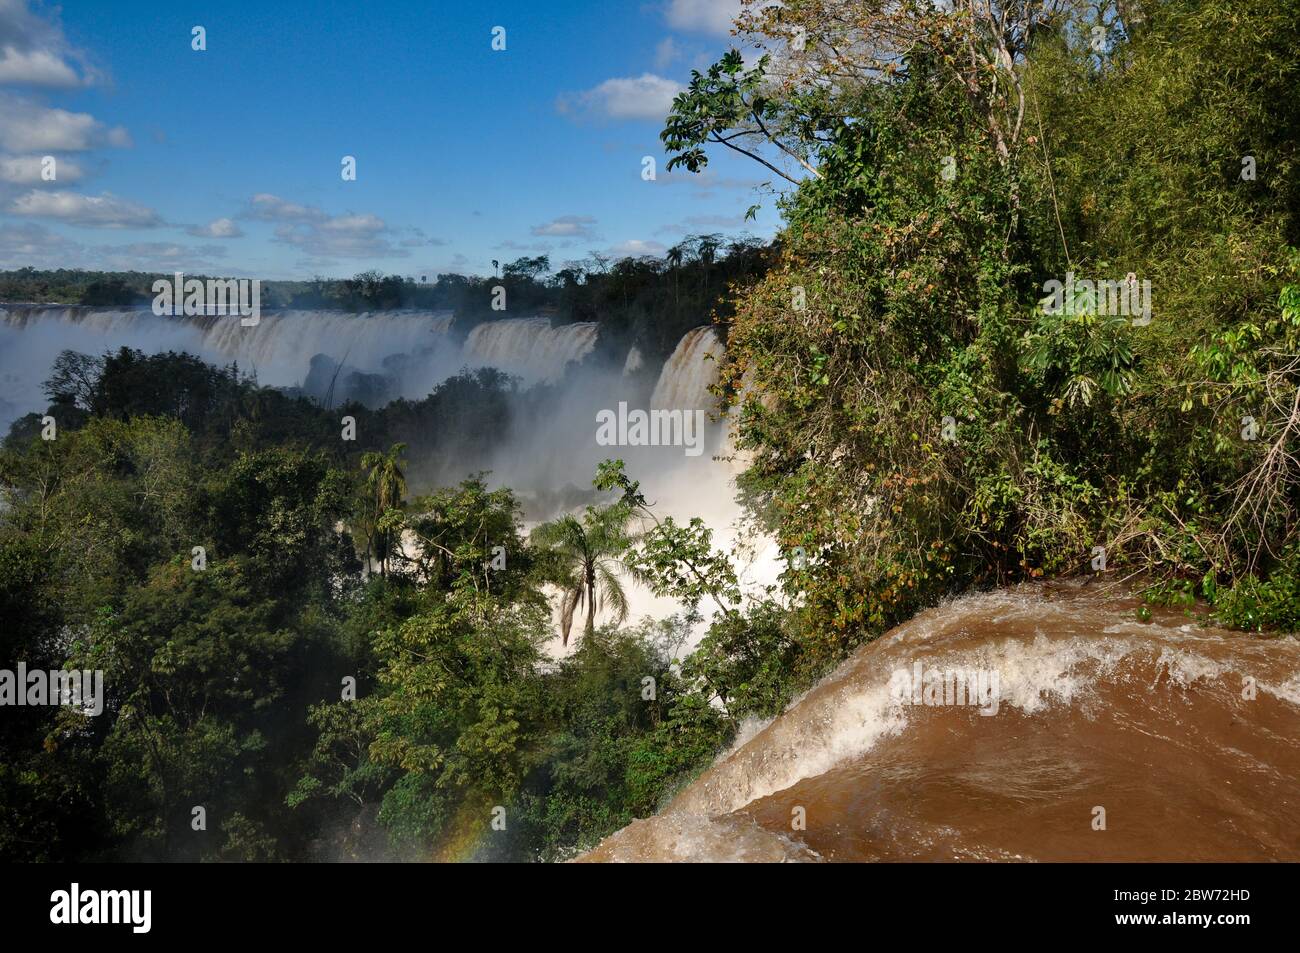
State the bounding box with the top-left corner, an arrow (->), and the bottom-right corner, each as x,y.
666,244 -> 684,314
531,505 -> 632,646
360,442 -> 408,577
697,234 -> 720,296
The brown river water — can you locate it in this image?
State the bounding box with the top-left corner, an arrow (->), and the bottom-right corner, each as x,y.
580,581 -> 1300,862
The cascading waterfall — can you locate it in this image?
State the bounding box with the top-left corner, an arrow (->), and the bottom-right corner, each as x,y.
2,305 -> 716,418
581,582 -> 1300,862
650,326 -> 724,410
198,310 -> 455,385
463,317 -> 599,385
0,306 -> 208,425
0,305 -> 459,406
3,307 -> 653,422
0,305 -> 782,669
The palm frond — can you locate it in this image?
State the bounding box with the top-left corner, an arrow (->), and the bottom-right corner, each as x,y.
559,586 -> 580,647
596,563 -> 629,626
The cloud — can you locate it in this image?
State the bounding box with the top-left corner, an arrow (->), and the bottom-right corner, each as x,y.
0,92 -> 130,151
0,48 -> 80,87
664,0 -> 742,36
319,212 -> 385,234
652,168 -> 767,192
93,241 -> 228,272
0,7 -> 124,196
245,192 -> 328,223
654,37 -> 682,71
7,188 -> 162,227
557,73 -> 683,122
186,217 -> 243,238
0,152 -> 82,183
244,193 -> 405,259
685,213 -> 748,227
0,220 -> 80,267
495,239 -> 553,253
0,0 -> 100,87
0,221 -> 229,272
655,213 -> 747,234
399,226 -> 446,248
530,214 -> 598,239
605,238 -> 667,257
274,222 -> 401,259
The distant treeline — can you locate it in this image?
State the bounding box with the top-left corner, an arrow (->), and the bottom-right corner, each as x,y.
0,235 -> 772,365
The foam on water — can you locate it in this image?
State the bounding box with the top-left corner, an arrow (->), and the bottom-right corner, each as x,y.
584,583 -> 1300,861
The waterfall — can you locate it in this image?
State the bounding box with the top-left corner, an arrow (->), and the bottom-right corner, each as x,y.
463,317 -> 599,384
0,306 -> 460,418
0,303 -> 774,673
2,308 -> 721,413
197,309 -> 455,388
1,306 -> 455,380
0,306 -> 611,424
582,582 -> 1300,862
650,326 -> 725,410
1,306 -> 210,426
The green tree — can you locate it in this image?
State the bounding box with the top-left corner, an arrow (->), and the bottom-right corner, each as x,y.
360,443 -> 408,577
531,505 -> 634,646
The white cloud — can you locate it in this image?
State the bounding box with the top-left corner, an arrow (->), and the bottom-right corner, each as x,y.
0,221 -> 234,271
652,168 -> 767,192
530,215 -> 597,238
496,239 -> 553,253
0,152 -> 82,183
245,193 -> 403,259
94,241 -> 227,271
557,73 -> 683,122
0,92 -> 130,151
605,238 -> 667,257
0,220 -> 80,266
664,0 -> 742,36
0,47 -> 80,87
319,213 -> 385,234
654,37 -> 682,71
0,0 -> 99,87
246,192 -> 328,223
186,217 -> 242,238
399,226 -> 446,248
655,213 -> 747,234
685,213 -> 747,226
7,189 -> 162,227
274,223 -> 401,259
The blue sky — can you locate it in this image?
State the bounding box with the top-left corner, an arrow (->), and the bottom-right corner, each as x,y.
0,0 -> 789,280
